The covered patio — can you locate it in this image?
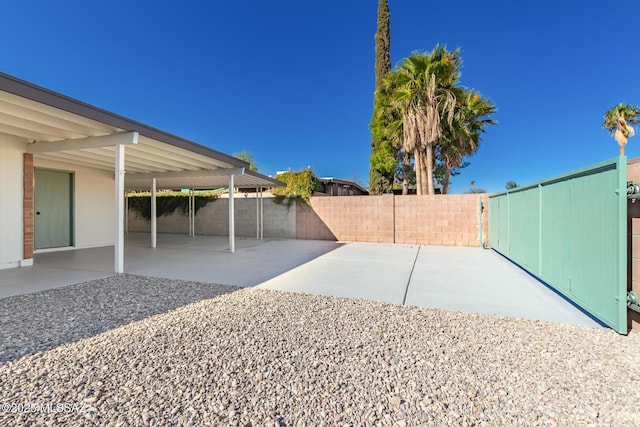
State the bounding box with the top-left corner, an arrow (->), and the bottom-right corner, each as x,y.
0,72 -> 283,275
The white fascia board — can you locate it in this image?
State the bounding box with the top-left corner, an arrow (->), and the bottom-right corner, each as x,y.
129,167 -> 245,180
27,131 -> 139,153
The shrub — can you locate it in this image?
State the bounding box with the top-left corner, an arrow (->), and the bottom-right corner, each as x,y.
127,190 -> 220,220
272,169 -> 319,205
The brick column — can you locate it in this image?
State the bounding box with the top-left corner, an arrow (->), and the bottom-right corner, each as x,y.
23,153 -> 34,260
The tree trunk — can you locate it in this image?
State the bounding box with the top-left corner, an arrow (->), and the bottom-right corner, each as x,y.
418,149 -> 429,195
414,149 -> 423,195
401,155 -> 410,195
425,143 -> 435,195
419,149 -> 428,195
442,161 -> 451,194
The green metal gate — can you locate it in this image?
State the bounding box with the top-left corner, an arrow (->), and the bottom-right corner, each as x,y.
489,157 -> 627,333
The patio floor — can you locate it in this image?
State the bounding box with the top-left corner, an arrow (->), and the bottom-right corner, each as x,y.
0,233 -> 340,298
0,233 -> 602,328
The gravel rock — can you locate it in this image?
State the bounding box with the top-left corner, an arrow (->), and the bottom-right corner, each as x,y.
0,274 -> 240,362
1,275 -> 639,426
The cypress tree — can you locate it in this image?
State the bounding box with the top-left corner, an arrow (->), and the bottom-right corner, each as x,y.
368,0 -> 396,194
374,0 -> 391,90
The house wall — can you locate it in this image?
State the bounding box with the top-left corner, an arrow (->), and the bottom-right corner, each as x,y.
0,139 -> 26,269
34,158 -> 115,249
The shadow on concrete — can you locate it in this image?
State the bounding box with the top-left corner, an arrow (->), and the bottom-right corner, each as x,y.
0,234 -> 344,298
0,274 -> 241,363
487,249 -> 607,328
0,236 -> 343,362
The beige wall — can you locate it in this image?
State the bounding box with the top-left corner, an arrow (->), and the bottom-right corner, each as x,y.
130,194 -> 488,248
0,138 -> 26,269
627,158 -> 640,330
299,194 -> 488,247
302,195 -> 395,243
395,194 -> 488,246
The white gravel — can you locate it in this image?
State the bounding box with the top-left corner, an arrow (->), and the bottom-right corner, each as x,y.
1,274 -> 639,426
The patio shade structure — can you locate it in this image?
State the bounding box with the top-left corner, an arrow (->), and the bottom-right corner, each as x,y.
0,72 -> 283,273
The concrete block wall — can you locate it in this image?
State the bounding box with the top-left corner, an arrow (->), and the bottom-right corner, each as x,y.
195,200 -> 229,236
295,201 -> 336,240
127,197 -> 295,239
394,194 -> 488,247
627,158 -> 640,330
128,194 -> 488,247
304,195 -> 395,243
629,217 -> 640,331
299,194 -> 488,247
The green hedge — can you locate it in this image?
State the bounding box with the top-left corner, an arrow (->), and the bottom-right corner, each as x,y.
127,191 -> 219,220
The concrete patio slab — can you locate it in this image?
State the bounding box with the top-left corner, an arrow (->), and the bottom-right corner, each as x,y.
258,242 -> 418,303
0,265 -> 111,299
405,245 -> 600,326
0,234 -> 341,298
0,234 -> 603,329
258,242 -> 603,329
122,234 -> 341,287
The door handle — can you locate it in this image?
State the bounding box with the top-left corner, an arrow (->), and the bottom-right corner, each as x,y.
36,211 -> 41,215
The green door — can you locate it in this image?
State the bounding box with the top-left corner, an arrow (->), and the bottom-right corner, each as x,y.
34,168 -> 74,249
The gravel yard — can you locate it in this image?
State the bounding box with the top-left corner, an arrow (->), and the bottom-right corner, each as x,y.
1,275 -> 639,426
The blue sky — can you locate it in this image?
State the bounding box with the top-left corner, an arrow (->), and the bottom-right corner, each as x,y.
2,1 -> 639,193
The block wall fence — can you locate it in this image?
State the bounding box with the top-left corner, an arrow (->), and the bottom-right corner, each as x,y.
299,194 -> 488,246
627,159 -> 640,330
127,194 -> 489,248
127,197 -> 296,239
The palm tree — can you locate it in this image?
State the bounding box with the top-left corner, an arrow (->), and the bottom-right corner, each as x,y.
373,70 -> 412,194
602,103 -> 639,156
440,89 -> 496,194
383,46 -> 461,195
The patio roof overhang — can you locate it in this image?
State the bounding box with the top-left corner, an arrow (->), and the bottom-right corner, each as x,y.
0,72 -> 284,272
0,72 -> 283,190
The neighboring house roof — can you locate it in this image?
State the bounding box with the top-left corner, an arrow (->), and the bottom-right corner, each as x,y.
0,72 -> 283,190
319,177 -> 369,195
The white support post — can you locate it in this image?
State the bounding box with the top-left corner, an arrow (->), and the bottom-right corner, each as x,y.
256,187 -> 259,239
151,178 -> 157,248
260,187 -> 264,240
191,189 -> 195,237
229,175 -> 235,252
188,189 -> 193,237
125,194 -> 129,233
114,144 -> 125,273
